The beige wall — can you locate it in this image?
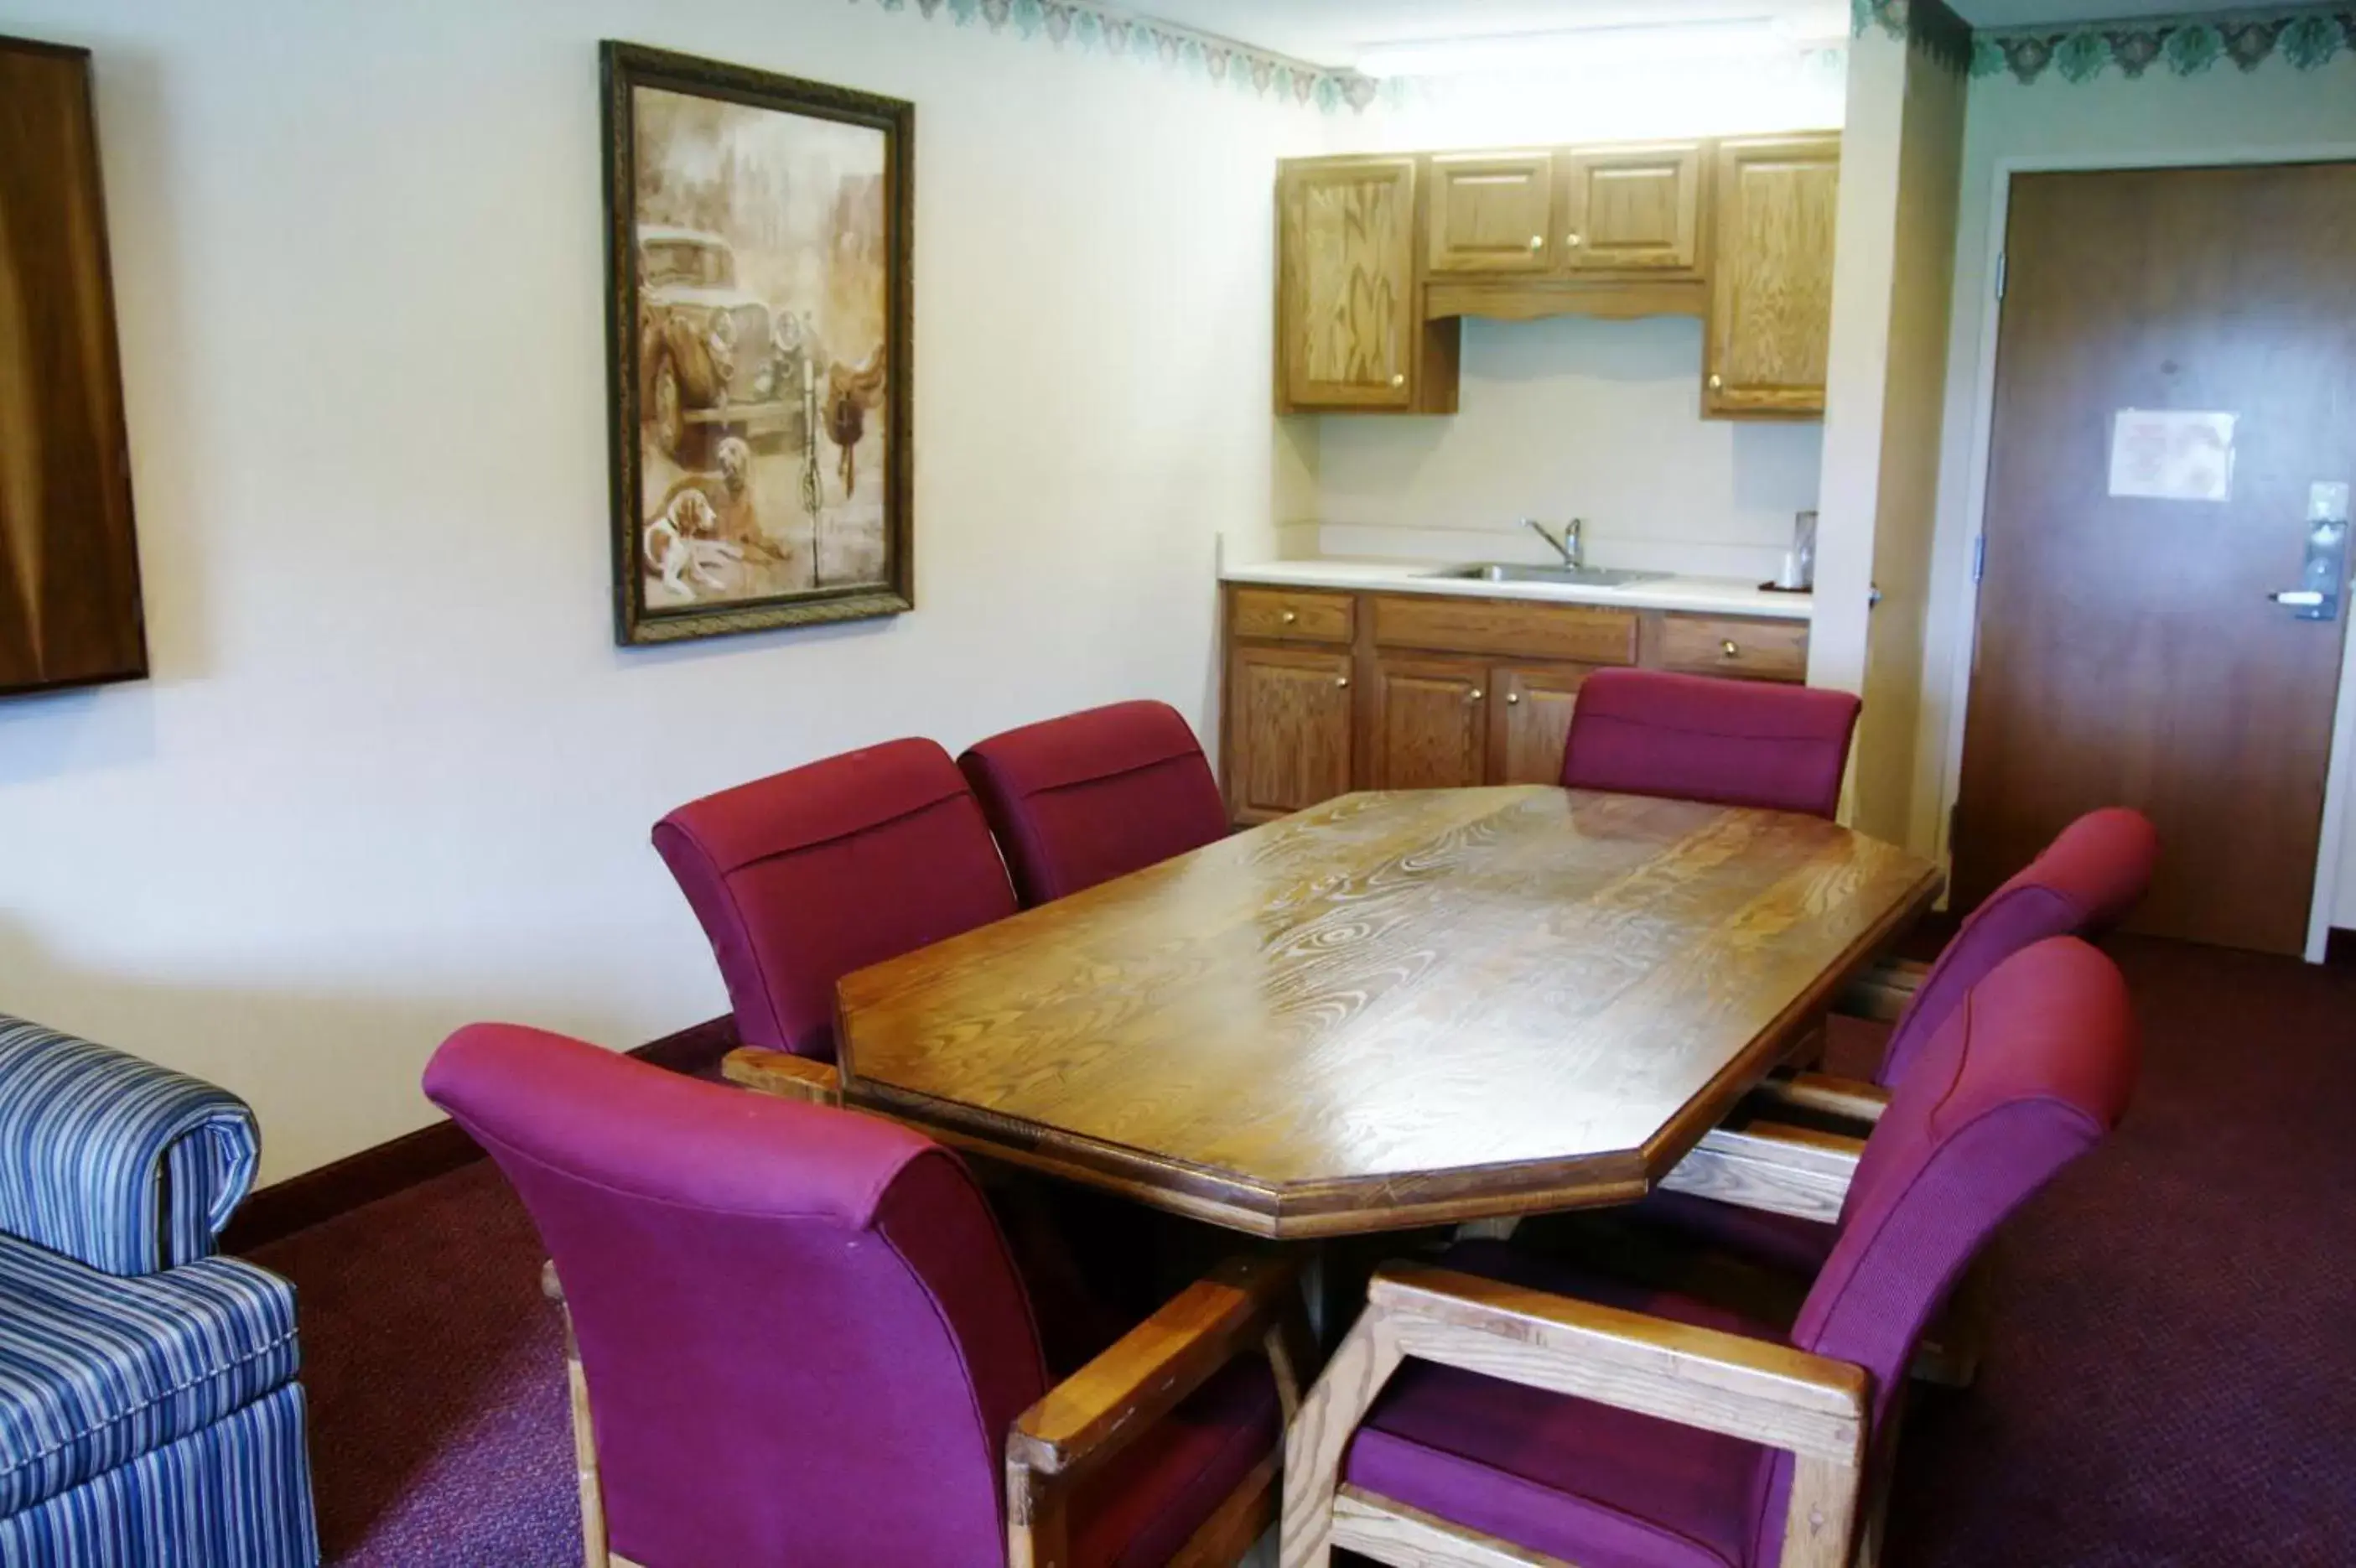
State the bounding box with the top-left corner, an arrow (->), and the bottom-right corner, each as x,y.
0,0 -> 1321,1181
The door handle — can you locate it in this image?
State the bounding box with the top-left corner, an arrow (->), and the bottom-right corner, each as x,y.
2270,589 -> 2326,608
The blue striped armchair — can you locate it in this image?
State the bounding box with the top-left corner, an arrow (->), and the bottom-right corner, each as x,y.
0,1015 -> 319,1566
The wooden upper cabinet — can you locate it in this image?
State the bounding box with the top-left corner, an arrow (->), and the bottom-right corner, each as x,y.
1705,134 -> 1840,418
1225,642 -> 1355,822
1428,153 -> 1555,274
1278,158 -> 1420,410
1561,143 -> 1703,273
1368,656 -> 1489,790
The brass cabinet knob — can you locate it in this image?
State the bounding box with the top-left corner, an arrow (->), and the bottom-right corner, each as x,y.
1565,233 -> 1583,247
1720,640 -> 1740,658
1281,610 -> 1298,624
1528,235 -> 1544,250
1336,676 -> 1351,688
1506,692 -> 1522,705
1390,372 -> 1406,387
1708,373 -> 1724,390
1470,688 -> 1485,702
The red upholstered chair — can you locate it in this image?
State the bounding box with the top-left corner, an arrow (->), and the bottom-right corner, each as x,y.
1282,936 -> 2137,1568
1559,668 -> 1861,819
1638,806 -> 2161,1283
958,701 -> 1229,906
424,1025 -> 1298,1568
652,738 -> 1015,1071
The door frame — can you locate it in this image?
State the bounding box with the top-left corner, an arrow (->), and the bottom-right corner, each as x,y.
1929,144 -> 2356,963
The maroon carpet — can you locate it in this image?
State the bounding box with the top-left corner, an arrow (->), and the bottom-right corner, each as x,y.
252,936 -> 2356,1565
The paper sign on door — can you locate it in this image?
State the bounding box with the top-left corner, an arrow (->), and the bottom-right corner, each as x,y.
2108,409 -> 2236,501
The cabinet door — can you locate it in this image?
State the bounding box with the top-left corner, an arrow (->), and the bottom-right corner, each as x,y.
1279,158 -> 1419,409
1428,153 -> 1555,274
1490,664 -> 1593,785
1561,143 -> 1702,273
1705,135 -> 1840,417
1368,657 -> 1488,790
1225,643 -> 1356,822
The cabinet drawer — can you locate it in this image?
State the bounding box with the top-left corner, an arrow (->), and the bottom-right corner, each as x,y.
1232,587 -> 1356,644
1373,594 -> 1637,665
1660,615 -> 1809,682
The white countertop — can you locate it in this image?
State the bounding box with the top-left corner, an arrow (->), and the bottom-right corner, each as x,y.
1221,557 -> 1814,621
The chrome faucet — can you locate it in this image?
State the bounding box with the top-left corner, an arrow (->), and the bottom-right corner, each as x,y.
1523,517 -> 1585,569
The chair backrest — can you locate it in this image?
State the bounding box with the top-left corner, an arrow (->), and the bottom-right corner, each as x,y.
1874,807 -> 2157,1087
1558,668 -> 1860,819
957,700 -> 1228,906
1744,937 -> 2135,1565
423,1024 -> 1046,1567
652,738 -> 1016,1061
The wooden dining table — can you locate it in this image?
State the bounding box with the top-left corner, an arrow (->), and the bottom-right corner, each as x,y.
825,786 -> 1939,1240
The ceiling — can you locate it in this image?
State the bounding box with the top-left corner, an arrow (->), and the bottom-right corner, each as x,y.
1139,0 -> 2291,65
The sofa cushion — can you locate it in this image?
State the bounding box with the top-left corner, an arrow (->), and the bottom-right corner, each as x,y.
0,1233 -> 299,1517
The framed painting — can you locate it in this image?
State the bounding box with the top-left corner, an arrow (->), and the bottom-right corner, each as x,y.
601,43 -> 913,645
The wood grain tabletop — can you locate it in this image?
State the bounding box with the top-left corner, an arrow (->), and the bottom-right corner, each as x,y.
837,787 -> 1939,1238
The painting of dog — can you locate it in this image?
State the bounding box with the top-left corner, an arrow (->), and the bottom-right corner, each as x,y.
603,44 -> 913,645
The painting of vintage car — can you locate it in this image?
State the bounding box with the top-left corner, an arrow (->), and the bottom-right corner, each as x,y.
602,44 -> 913,646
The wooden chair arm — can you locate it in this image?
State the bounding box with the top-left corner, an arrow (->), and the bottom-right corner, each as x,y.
1009,1252 -> 1299,1478
1835,957 -> 1928,1024
1370,1264 -> 1866,1459
721,1047 -> 842,1105
1658,1121 -> 1866,1224
1755,1071 -> 1891,1127
1283,1265 -> 1868,1568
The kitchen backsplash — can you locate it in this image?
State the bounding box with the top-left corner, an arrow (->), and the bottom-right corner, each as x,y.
1294,314 -> 1825,583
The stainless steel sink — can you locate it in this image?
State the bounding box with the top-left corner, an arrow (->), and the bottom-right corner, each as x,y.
1424,562 -> 1668,588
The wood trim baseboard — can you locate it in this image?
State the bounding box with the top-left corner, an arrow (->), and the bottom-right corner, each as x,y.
223,1013 -> 739,1255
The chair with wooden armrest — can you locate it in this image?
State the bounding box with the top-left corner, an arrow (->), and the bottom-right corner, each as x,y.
652,736 -> 1017,1070
959,700 -> 1229,908
1639,808 -> 2156,1297
1283,937 -> 2137,1568
428,1023 -> 1300,1568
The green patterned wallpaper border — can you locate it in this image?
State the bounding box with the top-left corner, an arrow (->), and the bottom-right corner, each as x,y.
851,0 -> 1380,112
1853,0 -> 1975,73
1970,7 -> 2355,83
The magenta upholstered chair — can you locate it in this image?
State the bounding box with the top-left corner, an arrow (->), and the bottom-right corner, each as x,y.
958,701 -> 1229,906
652,738 -> 1015,1062
1559,667 -> 1862,819
1284,936 -> 2137,1568
1635,806 -> 2160,1279
424,1025 -> 1293,1568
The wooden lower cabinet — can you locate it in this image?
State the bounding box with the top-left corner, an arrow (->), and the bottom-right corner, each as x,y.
1224,643 -> 1354,820
1221,584 -> 1811,823
1369,656 -> 1490,788
1491,663 -> 1595,785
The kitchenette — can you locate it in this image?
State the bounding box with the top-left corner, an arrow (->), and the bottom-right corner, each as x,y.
1223,126 -> 1839,820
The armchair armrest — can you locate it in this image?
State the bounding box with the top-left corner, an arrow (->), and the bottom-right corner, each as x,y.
1282,1264 -> 1868,1568
1008,1253 -> 1302,1566
1754,1071 -> 1891,1128
721,1047 -> 842,1105
1658,1120 -> 1866,1224
1835,957 -> 1928,1024
0,1015 -> 259,1275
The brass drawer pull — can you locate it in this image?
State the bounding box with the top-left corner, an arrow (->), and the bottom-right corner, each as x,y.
1282,610 -> 1298,625
1336,677 -> 1351,688
1506,692 -> 1522,705
1721,640 -> 1740,658
1469,688 -> 1484,702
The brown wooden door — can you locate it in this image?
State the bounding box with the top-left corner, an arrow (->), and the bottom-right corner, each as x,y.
1278,158 -> 1419,409
1490,664 -> 1592,785
1367,656 -> 1488,790
1428,153 -> 1554,274
1955,163 -> 2356,954
1561,143 -> 1702,273
1225,644 -> 1355,823
1704,135 -> 1839,418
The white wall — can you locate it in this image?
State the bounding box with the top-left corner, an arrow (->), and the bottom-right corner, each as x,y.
1291,49 -> 1845,577
1916,53 -> 2356,934
0,0 -> 1320,1181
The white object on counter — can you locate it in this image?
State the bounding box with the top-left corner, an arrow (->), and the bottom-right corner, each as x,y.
1221,558 -> 1814,621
